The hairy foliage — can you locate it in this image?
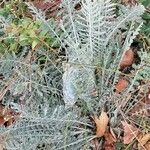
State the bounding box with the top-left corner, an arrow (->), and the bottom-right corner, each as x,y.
0,106 -> 93,150
52,0 -> 145,109
0,0 -> 148,150
0,48 -> 63,115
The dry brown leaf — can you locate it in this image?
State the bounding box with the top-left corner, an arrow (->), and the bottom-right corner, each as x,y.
138,133 -> 150,149
120,48 -> 134,69
121,121 -> 139,144
115,78 -> 128,93
145,142 -> 150,150
121,0 -> 138,6
103,129 -> 117,150
0,117 -> 5,126
0,104 -> 21,127
33,0 -> 61,11
94,111 -> 109,137
139,133 -> 150,145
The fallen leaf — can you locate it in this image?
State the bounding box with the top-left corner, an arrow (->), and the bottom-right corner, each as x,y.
121,121 -> 139,144
139,133 -> 150,145
145,142 -> 150,150
121,0 -> 138,6
138,133 -> 150,149
115,78 -> 128,93
103,129 -> 117,150
33,0 -> 61,11
0,104 -> 21,127
0,117 -> 5,126
120,48 -> 134,69
94,111 -> 109,137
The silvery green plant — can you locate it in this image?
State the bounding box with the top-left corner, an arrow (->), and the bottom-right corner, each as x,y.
0,106 -> 93,150
31,0 -> 144,108
0,47 -> 63,115
0,0 -> 147,149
